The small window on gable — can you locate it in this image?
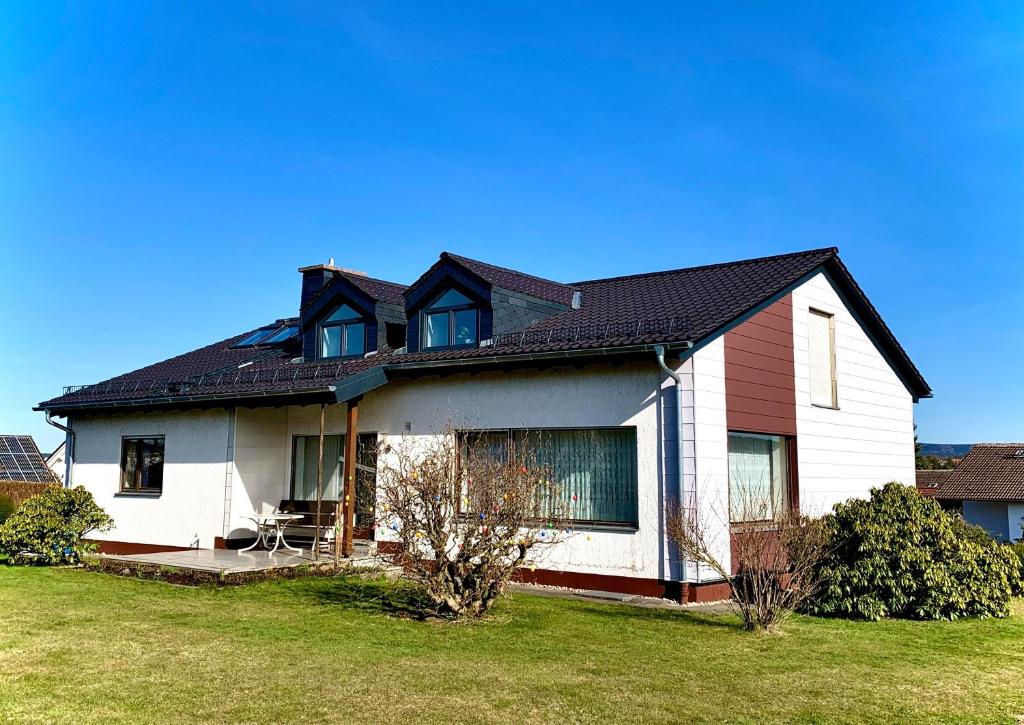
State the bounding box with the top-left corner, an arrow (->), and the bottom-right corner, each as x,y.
808,309 -> 837,408
423,288 -> 478,349
319,303 -> 366,359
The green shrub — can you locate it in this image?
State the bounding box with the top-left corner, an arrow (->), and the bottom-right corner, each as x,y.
0,494 -> 15,524
1009,541 -> 1024,597
807,482 -> 1017,620
0,486 -> 113,565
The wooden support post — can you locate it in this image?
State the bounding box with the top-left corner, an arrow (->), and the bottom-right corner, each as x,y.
341,398 -> 359,558
314,404 -> 325,562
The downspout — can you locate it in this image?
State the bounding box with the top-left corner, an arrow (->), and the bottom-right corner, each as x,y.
654,343 -> 693,589
45,412 -> 73,487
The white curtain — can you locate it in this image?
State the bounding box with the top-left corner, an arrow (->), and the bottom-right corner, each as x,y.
293,435 -> 342,500
728,433 -> 787,523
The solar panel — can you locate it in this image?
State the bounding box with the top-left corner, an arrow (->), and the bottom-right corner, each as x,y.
0,436 -> 60,482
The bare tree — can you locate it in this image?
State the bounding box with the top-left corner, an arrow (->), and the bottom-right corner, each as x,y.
375,424 -> 569,618
667,481 -> 830,632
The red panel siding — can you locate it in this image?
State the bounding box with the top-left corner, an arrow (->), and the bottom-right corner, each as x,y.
724,295 -> 796,435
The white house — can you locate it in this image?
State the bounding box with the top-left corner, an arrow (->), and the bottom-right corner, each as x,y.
37,247 -> 930,602
45,441 -> 66,484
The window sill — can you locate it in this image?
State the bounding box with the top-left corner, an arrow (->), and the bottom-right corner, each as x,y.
730,521 -> 780,532
115,491 -> 163,499
570,522 -> 639,534
318,354 -> 366,361
810,403 -> 840,411
453,515 -> 637,534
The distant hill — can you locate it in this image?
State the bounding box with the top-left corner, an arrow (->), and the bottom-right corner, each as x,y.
920,443 -> 973,458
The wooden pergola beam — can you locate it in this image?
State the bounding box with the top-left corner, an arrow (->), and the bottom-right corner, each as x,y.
339,397 -> 360,560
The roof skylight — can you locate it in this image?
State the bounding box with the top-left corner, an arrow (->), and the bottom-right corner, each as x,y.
234,328 -> 278,347
262,325 -> 299,344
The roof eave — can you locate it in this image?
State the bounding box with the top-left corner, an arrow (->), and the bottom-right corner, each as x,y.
35,387 -> 338,416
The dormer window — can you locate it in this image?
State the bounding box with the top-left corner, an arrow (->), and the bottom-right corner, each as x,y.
319,304 -> 366,359
423,289 -> 478,349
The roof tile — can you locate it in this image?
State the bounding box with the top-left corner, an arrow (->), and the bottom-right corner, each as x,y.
935,444 -> 1024,502
38,247 -> 930,411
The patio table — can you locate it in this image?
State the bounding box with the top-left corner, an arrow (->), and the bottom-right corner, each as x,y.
240,513 -> 304,553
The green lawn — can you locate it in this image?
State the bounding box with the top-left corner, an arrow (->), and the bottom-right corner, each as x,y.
2,568 -> 1024,724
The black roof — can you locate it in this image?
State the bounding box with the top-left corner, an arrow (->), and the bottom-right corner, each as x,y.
38,248 -> 931,414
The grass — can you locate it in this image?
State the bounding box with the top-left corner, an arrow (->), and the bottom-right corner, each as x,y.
2,568 -> 1024,724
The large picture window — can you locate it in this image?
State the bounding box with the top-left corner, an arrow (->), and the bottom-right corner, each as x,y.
319,304 -> 366,359
422,288 -> 478,349
120,436 -> 165,494
462,427 -> 639,527
291,434 -> 378,530
727,432 -> 790,524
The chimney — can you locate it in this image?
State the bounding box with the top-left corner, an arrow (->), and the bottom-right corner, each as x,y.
298,260 -> 338,308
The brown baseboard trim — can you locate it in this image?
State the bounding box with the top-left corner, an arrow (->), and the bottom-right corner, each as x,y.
366,541 -> 732,605
682,580 -> 732,603
513,568 -> 685,602
88,539 -> 193,556
376,540 -> 402,555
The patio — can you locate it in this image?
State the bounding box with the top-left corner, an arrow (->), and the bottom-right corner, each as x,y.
97,542 -> 382,576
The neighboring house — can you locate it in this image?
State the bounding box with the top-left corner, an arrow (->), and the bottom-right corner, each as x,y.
46,441 -> 66,484
36,247 -> 930,601
0,435 -> 61,483
934,444 -> 1024,541
916,469 -> 951,498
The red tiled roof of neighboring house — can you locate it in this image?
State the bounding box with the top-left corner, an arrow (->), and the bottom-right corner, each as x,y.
934,444 -> 1024,502
37,247 -> 931,413
915,469 -> 952,498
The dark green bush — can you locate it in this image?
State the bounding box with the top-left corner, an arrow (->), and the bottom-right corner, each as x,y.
0,494 -> 15,524
1009,541 -> 1024,597
0,486 -> 113,565
807,482 -> 1017,620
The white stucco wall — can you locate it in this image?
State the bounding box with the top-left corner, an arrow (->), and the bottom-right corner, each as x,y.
285,362 -> 670,581
228,407 -> 290,540
791,272 -> 916,516
70,410 -> 230,548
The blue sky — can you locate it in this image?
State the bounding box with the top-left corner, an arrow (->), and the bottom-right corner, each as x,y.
1,2 -> 1022,451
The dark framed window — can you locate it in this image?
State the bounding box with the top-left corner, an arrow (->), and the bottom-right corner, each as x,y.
460,427 -> 639,527
727,432 -> 791,524
120,436 -> 165,494
319,304 -> 366,359
422,288 -> 478,349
